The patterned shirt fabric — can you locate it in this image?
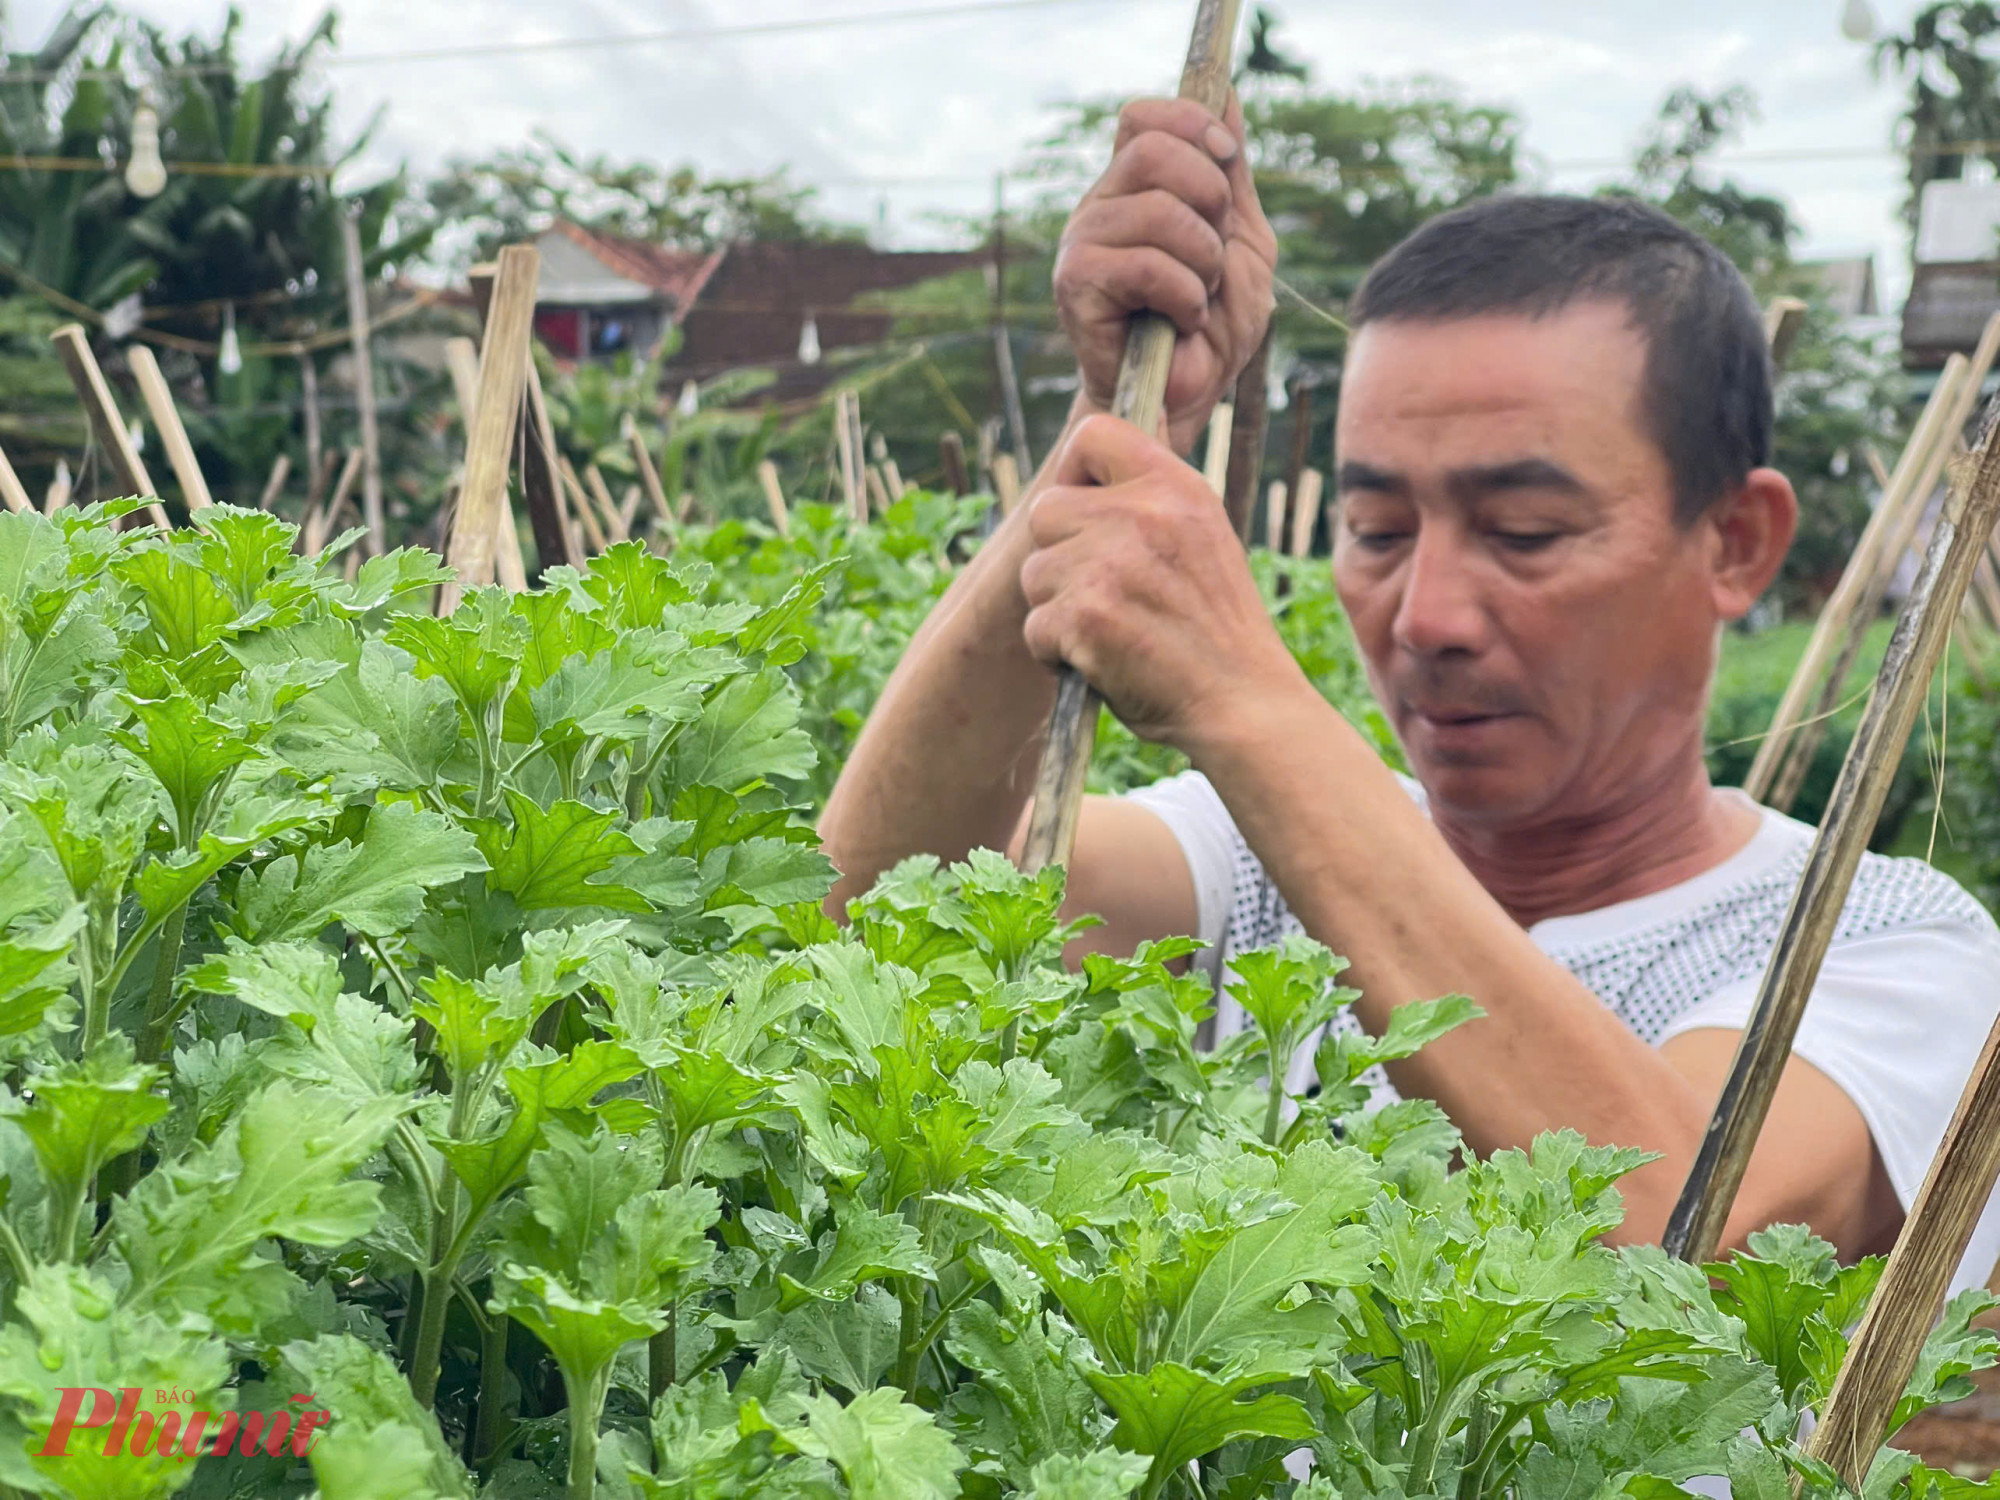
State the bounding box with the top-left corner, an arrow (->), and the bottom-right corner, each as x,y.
1126,769 -> 2000,1296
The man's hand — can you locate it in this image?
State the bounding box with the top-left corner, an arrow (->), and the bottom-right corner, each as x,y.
1020,415 -> 1306,749
1055,95 -> 1277,456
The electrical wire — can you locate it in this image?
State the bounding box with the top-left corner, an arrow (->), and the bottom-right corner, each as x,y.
0,0 -> 1136,85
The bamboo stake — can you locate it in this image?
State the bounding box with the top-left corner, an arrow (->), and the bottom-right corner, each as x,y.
1203,401 -> 1235,496
301,351 -> 324,513
866,464 -> 894,517
445,338 -> 481,427
522,362 -> 581,573
257,454 -> 292,514
303,448 -> 363,557
940,431 -> 970,496
1287,468 -> 1324,558
125,346 -> 213,511
1743,353 -> 1970,802
619,485 -> 644,532
455,295 -> 532,593
49,325 -> 172,529
1767,319 -> 2000,812
584,464 -> 628,544
993,453 -> 1022,516
1014,0 -> 1246,878
1224,328 -> 1272,546
757,459 -> 791,537
340,213 -> 387,558
440,245 -> 538,613
1765,295 -> 1809,371
1263,480 -> 1287,553
1795,417 -> 2000,1492
884,458 -> 908,498
559,457 -> 611,555
834,390 -> 866,524
626,421 -> 675,531
45,460 -> 69,514
1663,395 -> 2000,1269
0,441 -> 32,514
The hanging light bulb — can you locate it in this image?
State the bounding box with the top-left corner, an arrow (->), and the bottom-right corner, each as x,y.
677,380 -> 700,418
218,302 -> 242,376
797,313 -> 822,367
103,292 -> 143,341
130,418 -> 146,454
125,97 -> 167,199
1840,0 -> 1877,41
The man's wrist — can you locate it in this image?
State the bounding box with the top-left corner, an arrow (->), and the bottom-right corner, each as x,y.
1171,658 -> 1342,775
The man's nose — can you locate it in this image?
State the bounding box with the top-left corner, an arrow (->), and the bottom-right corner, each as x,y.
1390,526 -> 1491,660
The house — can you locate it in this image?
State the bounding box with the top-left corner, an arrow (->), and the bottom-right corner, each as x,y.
528,222 -> 991,403
1902,178 -> 2000,368
1797,254 -> 1879,322
530,223 -> 724,362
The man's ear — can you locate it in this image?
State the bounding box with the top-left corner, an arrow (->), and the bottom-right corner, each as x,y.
1705,467 -> 1798,622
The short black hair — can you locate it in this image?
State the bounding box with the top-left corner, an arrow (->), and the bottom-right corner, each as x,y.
1348,194 -> 1772,526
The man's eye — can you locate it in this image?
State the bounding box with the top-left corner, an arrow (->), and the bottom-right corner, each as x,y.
1493,531 -> 1561,553
1353,531 -> 1411,552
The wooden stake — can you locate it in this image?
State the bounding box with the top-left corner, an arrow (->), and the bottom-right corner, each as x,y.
1203,401 -> 1235,497
619,485 -> 643,533
1664,393 -> 2000,1269
521,361 -> 581,573
257,454 -> 292,514
300,351 -> 324,513
0,440 -> 33,514
993,453 -> 1023,516
49,325 -> 172,529
1282,375 -> 1315,513
584,463 -> 628,544
1018,0 -> 1247,877
1263,480 -> 1287,553
1796,420 -> 2000,1491
559,457 -> 610,555
757,459 -> 791,537
884,458 -> 908,498
445,337 -> 482,428
126,345 -> 213,511
340,213 -> 387,558
866,464 -> 894,517
835,391 -> 867,524
1765,295 -> 1809,371
440,245 -> 538,613
456,291 -> 533,591
1224,329 -> 1272,546
939,431 -> 970,497
627,422 -> 675,531
1287,468 -> 1324,558
304,448 -> 362,557
1767,318 -> 2000,812
1743,352 -> 1970,802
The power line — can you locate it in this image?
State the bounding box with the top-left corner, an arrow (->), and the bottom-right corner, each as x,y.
0,0 -> 1135,85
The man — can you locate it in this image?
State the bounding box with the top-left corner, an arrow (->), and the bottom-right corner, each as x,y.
819,97 -> 2000,1283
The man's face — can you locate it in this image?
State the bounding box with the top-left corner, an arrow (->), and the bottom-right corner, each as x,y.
1332,300 -> 1730,830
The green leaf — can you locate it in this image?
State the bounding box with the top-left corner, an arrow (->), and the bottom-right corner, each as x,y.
1023,1450 -> 1152,1500
771,1284 -> 904,1397
529,626 -> 737,742
788,1388 -> 964,1500
670,665 -> 817,791
1086,1363 -> 1315,1484
944,1299 -> 1104,1484
281,1333 -> 474,1500
234,801 -> 487,941
476,789 -> 650,912
1,1037 -> 166,1203
0,1265 -> 231,1500
1513,1362 -> 1784,1496
385,587 -> 529,715
777,1201 -> 932,1311
261,635 -> 462,793
112,1083 -> 402,1333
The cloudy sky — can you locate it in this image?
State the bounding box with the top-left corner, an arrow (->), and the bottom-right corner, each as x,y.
1,0 -> 1940,292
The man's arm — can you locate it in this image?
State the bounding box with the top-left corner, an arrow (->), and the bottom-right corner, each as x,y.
1015,416 -> 1897,1256
819,93 -> 1275,917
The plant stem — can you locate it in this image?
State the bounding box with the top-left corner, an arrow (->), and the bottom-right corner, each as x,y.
0,1212 -> 34,1284
564,1368 -> 607,1500
893,1276 -> 929,1393
469,1286 -> 510,1470
647,1300 -> 678,1407
1262,1069 -> 1287,1148
409,1183 -> 465,1409
135,904 -> 189,1066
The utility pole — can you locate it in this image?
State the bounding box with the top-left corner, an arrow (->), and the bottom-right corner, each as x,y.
991,174 -> 1034,479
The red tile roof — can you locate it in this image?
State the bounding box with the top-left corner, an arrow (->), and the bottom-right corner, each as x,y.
547,222 -> 728,312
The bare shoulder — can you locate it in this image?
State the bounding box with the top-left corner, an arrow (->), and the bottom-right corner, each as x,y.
1009,795 -> 1199,965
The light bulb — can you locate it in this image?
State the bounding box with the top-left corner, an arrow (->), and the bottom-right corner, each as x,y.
125,101 -> 167,198
797,313 -> 822,367
218,303 -> 242,376
677,380 -> 700,418
1840,0 -> 1877,41
103,293 -> 143,340
130,418 -> 145,454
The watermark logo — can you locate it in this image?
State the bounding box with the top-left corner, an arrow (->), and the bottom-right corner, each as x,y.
37,1388 -> 332,1460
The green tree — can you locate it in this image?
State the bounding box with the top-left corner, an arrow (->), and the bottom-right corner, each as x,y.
416,131 -> 845,276
1873,2 -> 2000,233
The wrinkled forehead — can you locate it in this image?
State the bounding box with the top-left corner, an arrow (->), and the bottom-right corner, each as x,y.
1334,301 -> 1659,475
